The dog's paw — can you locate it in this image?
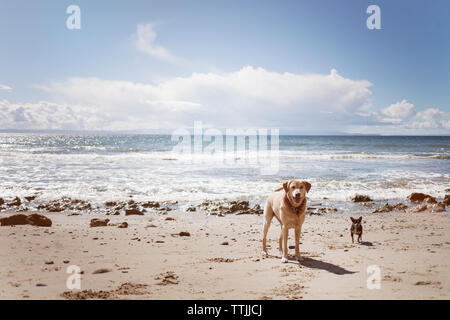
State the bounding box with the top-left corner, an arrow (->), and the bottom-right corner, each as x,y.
281,257 -> 288,263
261,251 -> 268,257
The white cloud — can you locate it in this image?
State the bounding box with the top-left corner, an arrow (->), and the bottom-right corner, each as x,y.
380,99 -> 415,120
0,100 -> 104,130
411,108 -> 446,129
0,84 -> 12,91
34,67 -> 373,132
5,67 -> 448,134
347,101 -> 449,135
135,23 -> 184,65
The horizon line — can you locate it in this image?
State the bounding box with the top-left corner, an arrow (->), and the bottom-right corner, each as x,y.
0,129 -> 449,137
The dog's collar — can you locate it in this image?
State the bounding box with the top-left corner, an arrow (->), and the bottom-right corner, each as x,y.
284,193 -> 305,215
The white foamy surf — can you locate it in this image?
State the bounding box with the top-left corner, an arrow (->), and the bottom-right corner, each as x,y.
0,134 -> 448,213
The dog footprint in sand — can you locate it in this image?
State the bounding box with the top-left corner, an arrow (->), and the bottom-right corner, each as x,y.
155,271 -> 179,285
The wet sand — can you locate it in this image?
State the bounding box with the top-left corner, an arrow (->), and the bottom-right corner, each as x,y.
1,210 -> 449,299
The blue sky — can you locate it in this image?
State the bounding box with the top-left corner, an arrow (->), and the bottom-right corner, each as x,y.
0,0 -> 449,134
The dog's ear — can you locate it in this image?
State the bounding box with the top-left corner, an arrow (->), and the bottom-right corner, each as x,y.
358,216 -> 362,222
303,181 -> 311,193
350,217 -> 356,223
283,180 -> 290,193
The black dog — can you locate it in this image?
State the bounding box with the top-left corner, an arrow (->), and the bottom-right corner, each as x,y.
350,216 -> 363,243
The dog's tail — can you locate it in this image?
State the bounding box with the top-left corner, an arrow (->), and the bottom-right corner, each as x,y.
274,186 -> 283,192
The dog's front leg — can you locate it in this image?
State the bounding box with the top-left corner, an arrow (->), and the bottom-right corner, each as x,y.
278,226 -> 283,254
295,226 -> 301,262
281,226 -> 289,263
262,220 -> 270,256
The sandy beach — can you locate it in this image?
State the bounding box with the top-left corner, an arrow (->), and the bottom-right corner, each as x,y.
1,207 -> 449,300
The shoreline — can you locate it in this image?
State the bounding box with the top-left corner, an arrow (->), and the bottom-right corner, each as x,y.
1,207 -> 449,299
1,191 -> 448,217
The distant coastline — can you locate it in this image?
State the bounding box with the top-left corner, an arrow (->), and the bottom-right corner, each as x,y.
2,129 -> 450,137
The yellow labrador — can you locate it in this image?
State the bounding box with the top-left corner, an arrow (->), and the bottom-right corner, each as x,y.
262,179 -> 311,263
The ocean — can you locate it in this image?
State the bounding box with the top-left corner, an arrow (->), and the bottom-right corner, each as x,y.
0,134 -> 448,214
